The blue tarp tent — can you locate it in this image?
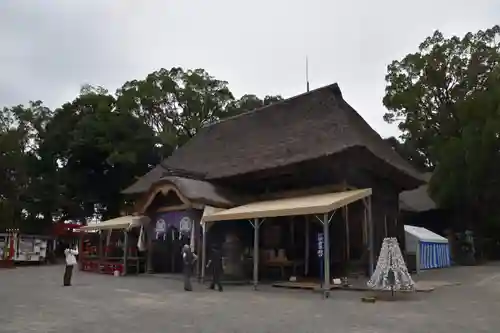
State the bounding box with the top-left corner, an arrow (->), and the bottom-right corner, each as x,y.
404,225 -> 451,273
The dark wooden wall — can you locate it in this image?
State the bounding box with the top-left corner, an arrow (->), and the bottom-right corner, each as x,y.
213,149 -> 408,262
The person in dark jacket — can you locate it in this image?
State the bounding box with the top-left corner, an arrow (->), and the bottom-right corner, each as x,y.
182,244 -> 197,291
206,245 -> 223,292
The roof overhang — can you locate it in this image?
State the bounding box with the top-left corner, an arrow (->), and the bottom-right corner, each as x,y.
202,188 -> 372,222
79,215 -> 150,231
399,184 -> 436,213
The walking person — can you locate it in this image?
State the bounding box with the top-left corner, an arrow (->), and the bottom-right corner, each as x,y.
206,245 -> 223,292
63,245 -> 79,286
182,244 -> 197,291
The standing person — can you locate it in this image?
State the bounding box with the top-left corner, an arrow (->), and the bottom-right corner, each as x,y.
63,245 -> 79,286
182,244 -> 197,291
206,245 -> 223,292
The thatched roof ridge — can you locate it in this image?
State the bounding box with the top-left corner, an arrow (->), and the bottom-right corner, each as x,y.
163,83 -> 424,186
155,176 -> 245,208
123,83 -> 425,194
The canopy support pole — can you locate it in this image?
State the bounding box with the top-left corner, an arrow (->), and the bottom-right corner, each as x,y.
323,213 -> 331,298
253,218 -> 259,290
305,216 -> 310,276
106,229 -> 112,255
201,222 -> 208,282
314,212 -> 335,298
344,206 -> 350,263
78,232 -> 84,270
250,218 -> 265,290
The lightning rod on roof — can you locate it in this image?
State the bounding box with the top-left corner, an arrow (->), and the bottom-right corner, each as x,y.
306,56 -> 310,92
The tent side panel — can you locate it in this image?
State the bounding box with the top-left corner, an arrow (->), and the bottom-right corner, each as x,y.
419,241 -> 451,270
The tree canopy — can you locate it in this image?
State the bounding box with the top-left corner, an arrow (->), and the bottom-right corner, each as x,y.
0,67 -> 282,231
383,25 -> 500,232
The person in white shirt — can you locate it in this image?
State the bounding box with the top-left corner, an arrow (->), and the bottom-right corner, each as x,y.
63,246 -> 79,286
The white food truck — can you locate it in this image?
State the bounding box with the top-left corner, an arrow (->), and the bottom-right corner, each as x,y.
0,233 -> 49,263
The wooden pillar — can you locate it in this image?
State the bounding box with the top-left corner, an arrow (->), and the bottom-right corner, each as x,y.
344,206 -> 350,262
196,221 -> 202,280
368,196 -> 374,276
341,181 -> 350,271
384,215 -> 388,237
304,216 -> 310,276
253,218 -> 260,290
201,222 -> 207,281
123,230 -> 129,276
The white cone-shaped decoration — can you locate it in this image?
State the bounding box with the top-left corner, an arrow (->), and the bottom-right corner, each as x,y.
367,237 -> 415,292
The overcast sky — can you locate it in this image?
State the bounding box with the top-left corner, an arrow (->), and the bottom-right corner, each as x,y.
0,1 -> 498,138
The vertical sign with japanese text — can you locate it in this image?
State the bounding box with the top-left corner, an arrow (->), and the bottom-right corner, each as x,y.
317,233 -> 324,258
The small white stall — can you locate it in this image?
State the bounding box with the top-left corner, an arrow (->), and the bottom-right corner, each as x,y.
0,233 -> 49,263
404,225 -> 451,273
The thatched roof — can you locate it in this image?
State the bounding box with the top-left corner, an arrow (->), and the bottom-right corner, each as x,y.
153,176 -> 244,208
399,173 -> 436,212
123,166 -> 244,208
124,83 -> 425,194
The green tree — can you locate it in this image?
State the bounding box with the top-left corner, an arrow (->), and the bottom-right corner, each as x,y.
116,68 -> 235,152
384,137 -> 429,172
116,67 -> 280,153
41,87 -> 160,221
429,68 -> 500,228
0,101 -> 53,232
0,67 -> 285,229
228,94 -> 283,115
383,25 -> 500,167
383,25 -> 500,234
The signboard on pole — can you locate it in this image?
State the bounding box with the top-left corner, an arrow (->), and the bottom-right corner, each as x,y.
317,233 -> 324,258
317,233 -> 324,287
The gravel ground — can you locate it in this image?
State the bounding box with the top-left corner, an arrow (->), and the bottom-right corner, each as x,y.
1,264 -> 500,333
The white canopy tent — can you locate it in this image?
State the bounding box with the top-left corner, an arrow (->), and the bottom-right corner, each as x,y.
201,188 -> 374,298
404,225 -> 451,273
79,215 -> 150,231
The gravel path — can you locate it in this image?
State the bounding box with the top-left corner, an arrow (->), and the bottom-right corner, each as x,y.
1,264 -> 499,332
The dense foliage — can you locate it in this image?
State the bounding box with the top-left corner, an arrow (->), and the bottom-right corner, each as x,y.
383,25 -> 500,233
0,68 -> 282,231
